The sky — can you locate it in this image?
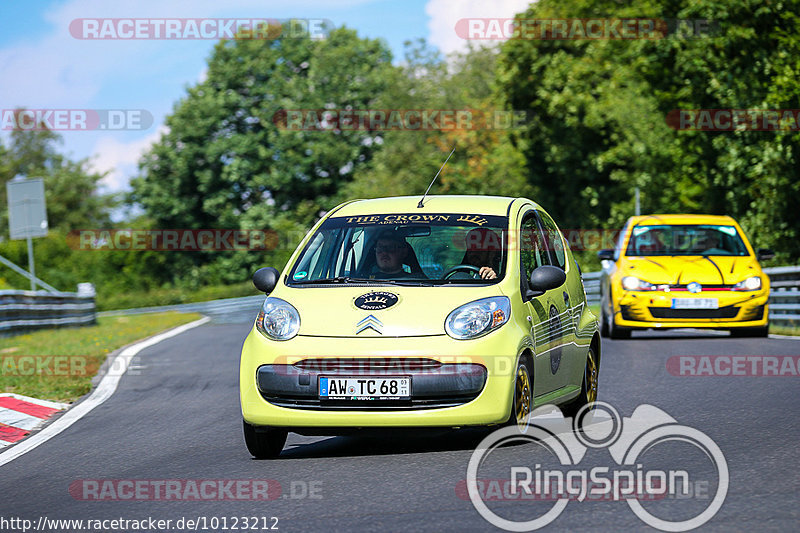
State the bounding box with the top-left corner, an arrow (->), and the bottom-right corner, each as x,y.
0,0 -> 531,197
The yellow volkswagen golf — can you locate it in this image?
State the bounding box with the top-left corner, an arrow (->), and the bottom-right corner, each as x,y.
598,214 -> 774,339
240,195 -> 600,458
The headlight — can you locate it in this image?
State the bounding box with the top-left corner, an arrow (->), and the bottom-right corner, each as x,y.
733,276 -> 762,291
445,296 -> 510,340
256,297 -> 300,340
621,276 -> 655,291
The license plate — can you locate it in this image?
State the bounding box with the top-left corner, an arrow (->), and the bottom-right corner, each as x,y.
319,376 -> 410,400
672,298 -> 719,309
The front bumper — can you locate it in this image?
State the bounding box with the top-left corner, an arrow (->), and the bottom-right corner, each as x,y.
240,326 -> 520,428
613,290 -> 768,329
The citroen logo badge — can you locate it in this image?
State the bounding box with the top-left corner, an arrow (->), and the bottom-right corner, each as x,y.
356,314 -> 383,335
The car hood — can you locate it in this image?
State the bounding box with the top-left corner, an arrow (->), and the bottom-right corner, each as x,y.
273,285 -> 505,338
620,255 -> 763,285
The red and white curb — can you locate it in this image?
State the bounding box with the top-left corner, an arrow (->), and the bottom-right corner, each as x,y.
0,394 -> 69,448
0,316 -> 210,467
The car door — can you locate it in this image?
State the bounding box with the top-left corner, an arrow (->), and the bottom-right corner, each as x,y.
537,209 -> 580,391
519,211 -> 563,396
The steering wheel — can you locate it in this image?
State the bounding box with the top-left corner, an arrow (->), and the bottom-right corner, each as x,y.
443,264 -> 482,279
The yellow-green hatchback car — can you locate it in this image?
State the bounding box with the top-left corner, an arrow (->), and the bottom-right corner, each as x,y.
240,195 -> 600,458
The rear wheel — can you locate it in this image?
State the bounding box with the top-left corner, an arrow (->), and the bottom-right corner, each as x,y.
243,421 -> 288,459
560,346 -> 599,420
505,357 -> 533,431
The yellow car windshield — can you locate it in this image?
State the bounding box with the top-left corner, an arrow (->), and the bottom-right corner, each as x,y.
625,224 -> 748,256
287,213 -> 508,284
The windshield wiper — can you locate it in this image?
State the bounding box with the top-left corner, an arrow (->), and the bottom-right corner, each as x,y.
292,276 -> 436,286
292,276 -> 405,285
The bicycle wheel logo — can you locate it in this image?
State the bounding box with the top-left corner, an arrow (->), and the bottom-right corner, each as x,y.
466,402 -> 728,531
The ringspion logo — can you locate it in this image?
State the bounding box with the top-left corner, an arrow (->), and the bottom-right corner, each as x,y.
466,403 -> 728,531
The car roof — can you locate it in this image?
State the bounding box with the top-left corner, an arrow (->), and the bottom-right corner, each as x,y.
331,195 -> 534,218
627,214 -> 738,226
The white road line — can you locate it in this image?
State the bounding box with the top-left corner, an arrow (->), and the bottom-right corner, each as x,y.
0,408 -> 42,430
769,334 -> 800,340
0,316 -> 211,468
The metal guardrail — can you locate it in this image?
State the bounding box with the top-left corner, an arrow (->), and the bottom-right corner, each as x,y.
97,294 -> 265,322
581,265 -> 800,327
0,290 -> 96,335
764,266 -> 800,325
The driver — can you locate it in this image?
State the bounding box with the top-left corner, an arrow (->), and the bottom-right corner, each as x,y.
462,228 -> 502,280
371,232 -> 412,279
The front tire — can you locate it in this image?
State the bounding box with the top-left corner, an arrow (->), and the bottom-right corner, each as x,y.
731,325 -> 769,337
243,421 -> 288,459
560,346 -> 598,420
600,303 -> 610,338
504,357 -> 533,431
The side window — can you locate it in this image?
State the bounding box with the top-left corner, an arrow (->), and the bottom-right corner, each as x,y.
520,215 -> 550,284
537,211 -> 566,270
333,228 -> 364,277
615,221 -> 630,261
294,232 -> 327,279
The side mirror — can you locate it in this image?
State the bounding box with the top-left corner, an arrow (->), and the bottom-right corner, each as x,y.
526,265 -> 567,298
597,249 -> 615,261
757,248 -> 775,261
253,267 -> 280,294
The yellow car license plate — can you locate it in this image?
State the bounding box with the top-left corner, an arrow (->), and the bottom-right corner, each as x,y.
672,298 -> 719,309
319,376 -> 411,400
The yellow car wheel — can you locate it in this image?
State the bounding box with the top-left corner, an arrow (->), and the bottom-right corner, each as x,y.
505,357 -> 532,431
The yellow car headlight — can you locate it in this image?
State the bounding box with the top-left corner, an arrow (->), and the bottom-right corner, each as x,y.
621,276 -> 655,291
445,296 -> 510,340
256,297 -> 300,341
732,276 -> 762,291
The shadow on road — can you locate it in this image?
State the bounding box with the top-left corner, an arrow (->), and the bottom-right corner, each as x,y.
273,427 -> 496,460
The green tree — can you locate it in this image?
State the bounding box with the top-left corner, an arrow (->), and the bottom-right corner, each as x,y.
131,26 -> 394,282
498,0 -> 800,263
1,126 -> 116,238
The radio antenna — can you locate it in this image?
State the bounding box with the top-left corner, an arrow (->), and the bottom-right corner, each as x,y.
417,146 -> 455,208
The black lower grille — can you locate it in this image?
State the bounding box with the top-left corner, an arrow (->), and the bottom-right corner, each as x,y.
262,396 -> 478,410
649,306 -> 739,319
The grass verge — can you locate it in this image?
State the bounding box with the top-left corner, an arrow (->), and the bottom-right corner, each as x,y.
0,312 -> 202,403
769,323 -> 800,336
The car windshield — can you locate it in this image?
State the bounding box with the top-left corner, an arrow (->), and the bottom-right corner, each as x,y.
625,224 -> 749,257
287,213 -> 508,285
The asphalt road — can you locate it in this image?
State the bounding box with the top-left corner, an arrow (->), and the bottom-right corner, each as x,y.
1,308 -> 799,533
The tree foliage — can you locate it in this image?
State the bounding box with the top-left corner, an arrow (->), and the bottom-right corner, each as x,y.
498,0 -> 800,263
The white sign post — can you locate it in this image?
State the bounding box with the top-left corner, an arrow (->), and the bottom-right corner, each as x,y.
7,177 -> 48,291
